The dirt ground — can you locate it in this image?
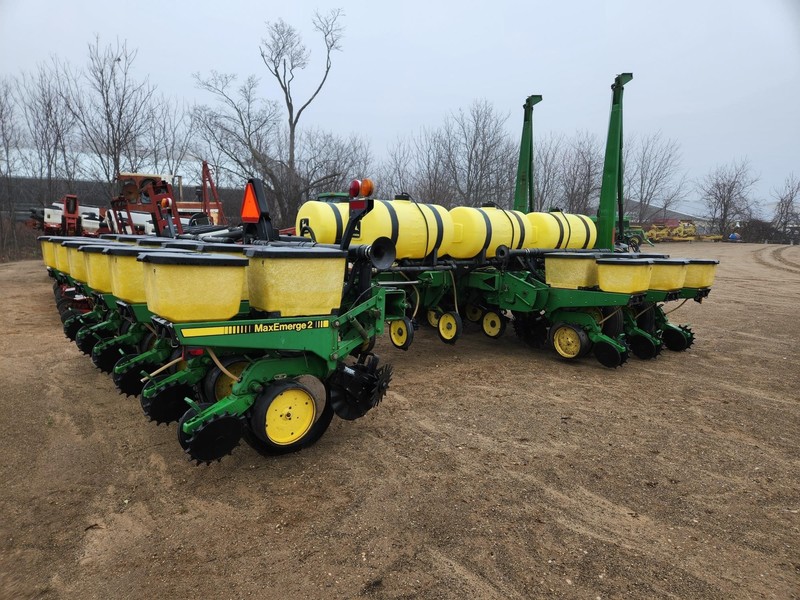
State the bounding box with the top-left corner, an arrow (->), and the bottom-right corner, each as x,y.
0,242 -> 798,599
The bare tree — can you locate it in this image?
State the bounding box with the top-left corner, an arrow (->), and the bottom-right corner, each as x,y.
698,159 -> 759,235
145,95 -> 194,178
63,37 -> 155,197
301,128 -> 373,198
380,128 -> 454,204
17,60 -> 78,204
624,132 -> 686,223
439,99 -> 517,207
771,173 -> 800,234
559,131 -> 603,214
533,132 -> 563,212
193,72 -> 282,191
0,77 -> 23,256
260,9 -> 344,205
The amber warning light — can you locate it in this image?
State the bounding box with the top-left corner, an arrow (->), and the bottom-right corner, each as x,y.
240,183 -> 260,223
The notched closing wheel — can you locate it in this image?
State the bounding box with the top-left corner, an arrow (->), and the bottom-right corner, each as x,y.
178,403 -> 243,465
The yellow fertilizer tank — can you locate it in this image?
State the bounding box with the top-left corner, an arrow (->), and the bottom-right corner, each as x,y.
245,246 -> 347,317
355,198 -> 454,260
596,258 -> 653,293
684,259 -> 719,288
138,252 -> 248,323
544,252 -> 599,289
526,211 -> 596,249
447,206 -> 530,259
648,258 -> 689,291
295,199 -> 350,244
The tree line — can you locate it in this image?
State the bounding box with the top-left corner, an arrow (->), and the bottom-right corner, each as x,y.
1,11 -> 797,260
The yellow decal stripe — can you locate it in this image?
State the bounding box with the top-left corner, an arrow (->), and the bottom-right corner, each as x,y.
182,326 -> 229,338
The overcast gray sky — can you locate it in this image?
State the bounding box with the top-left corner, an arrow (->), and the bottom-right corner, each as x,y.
1,0 -> 798,215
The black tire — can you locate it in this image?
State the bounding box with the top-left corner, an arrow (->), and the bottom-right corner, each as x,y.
635,302 -> 657,334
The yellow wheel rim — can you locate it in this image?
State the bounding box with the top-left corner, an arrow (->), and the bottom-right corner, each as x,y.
482,311 -> 503,337
426,309 -> 440,328
465,304 -> 483,323
212,361 -> 248,401
552,326 -> 583,359
265,387 -> 316,446
390,320 -> 408,348
438,313 -> 459,341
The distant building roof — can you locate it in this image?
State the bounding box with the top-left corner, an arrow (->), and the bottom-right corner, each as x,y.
623,200 -> 706,224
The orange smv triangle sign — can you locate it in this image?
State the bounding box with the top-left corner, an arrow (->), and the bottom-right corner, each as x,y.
240,183 -> 260,223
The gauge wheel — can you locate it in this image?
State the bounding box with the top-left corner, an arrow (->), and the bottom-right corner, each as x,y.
426,308 -> 442,328
244,378 -> 332,456
201,356 -> 250,403
389,317 -> 414,351
437,311 -> 463,345
549,322 -> 590,360
464,303 -> 484,323
481,310 -> 506,339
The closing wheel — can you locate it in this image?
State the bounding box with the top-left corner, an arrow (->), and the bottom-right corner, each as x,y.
60,306 -> 80,325
113,356 -> 161,396
663,326 -> 693,351
63,315 -> 84,341
629,335 -> 659,360
426,308 -> 442,328
244,379 -> 332,456
549,322 -> 590,359
389,317 -> 414,351
481,310 -> 506,339
142,375 -> 200,424
76,326 -> 111,355
56,297 -> 75,317
593,340 -> 629,368
201,356 -> 250,403
437,311 -> 463,345
178,403 -> 243,465
464,304 -> 484,323
512,312 -> 548,349
93,341 -> 135,373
